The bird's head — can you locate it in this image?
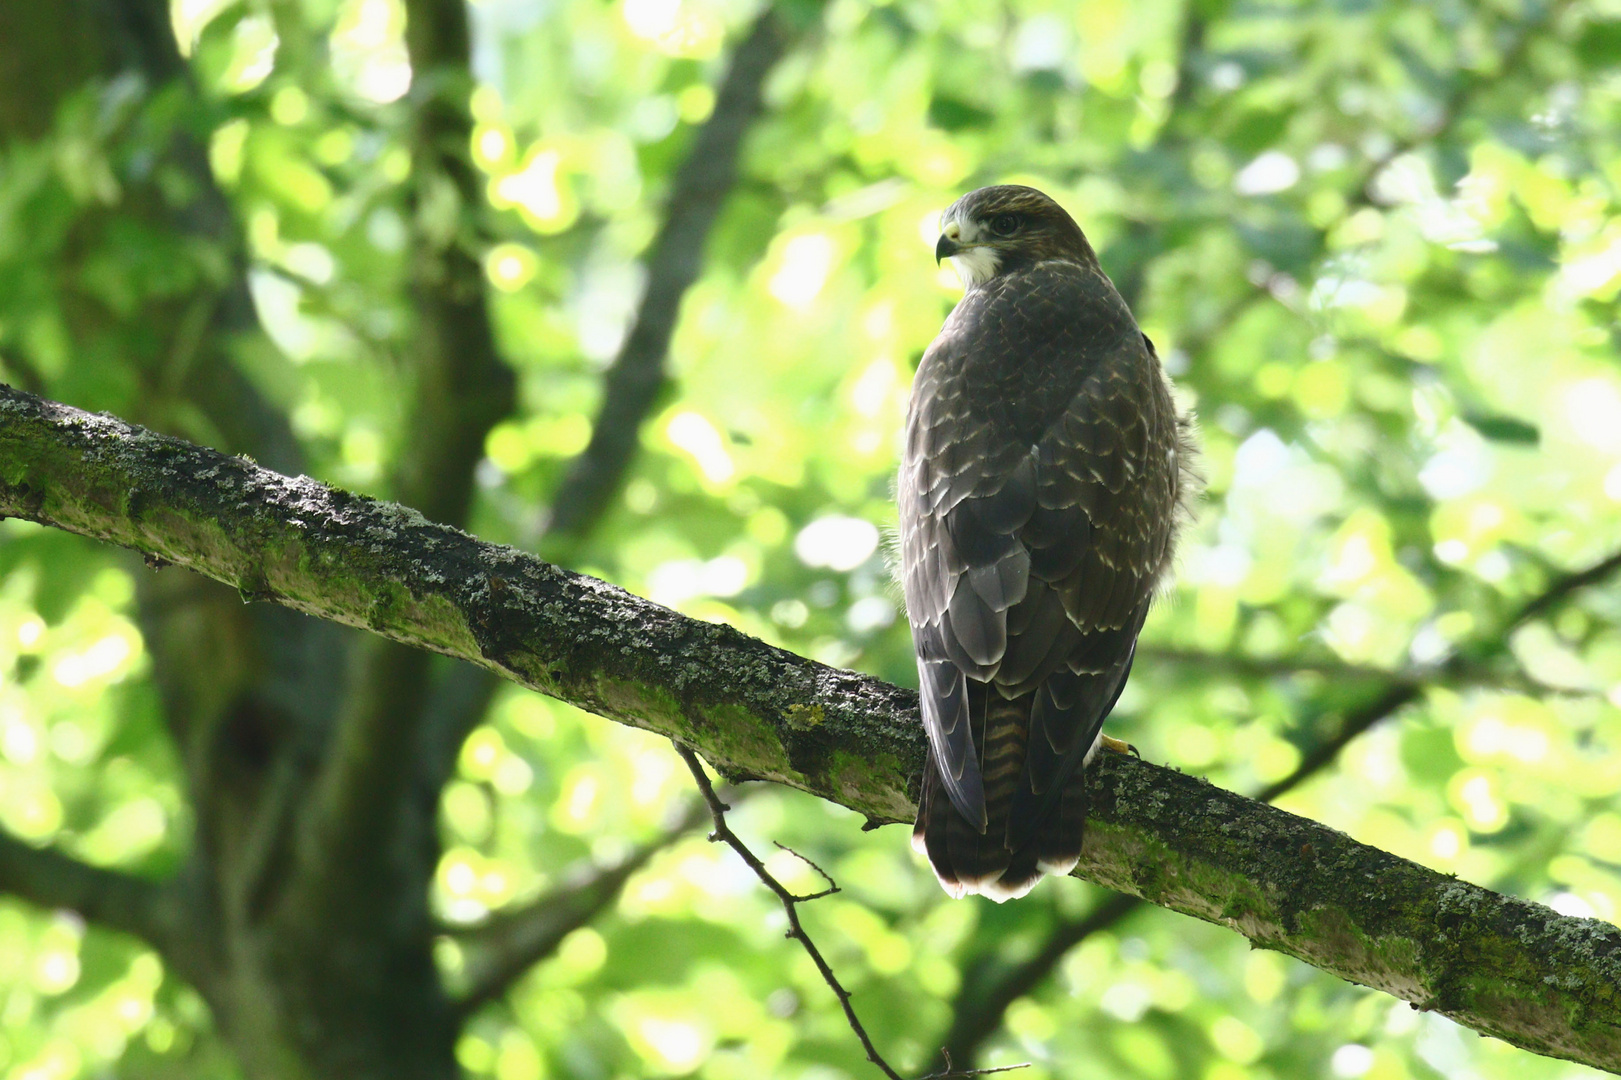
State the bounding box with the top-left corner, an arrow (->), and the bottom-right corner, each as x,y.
935,184 -> 1098,288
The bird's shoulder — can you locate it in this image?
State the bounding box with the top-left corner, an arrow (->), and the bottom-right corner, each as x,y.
928,259 -> 1135,357
915,262 -> 1145,436
911,261 -> 1163,461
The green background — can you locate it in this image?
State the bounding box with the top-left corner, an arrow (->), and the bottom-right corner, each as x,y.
1,0 -> 1620,1077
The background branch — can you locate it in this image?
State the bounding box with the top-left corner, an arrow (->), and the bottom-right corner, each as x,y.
0,829 -> 180,953
451,800 -> 706,1016
541,8 -> 791,548
303,0 -> 518,912
1140,647 -> 1598,697
938,892 -> 1141,1066
397,0 -> 517,527
5,384 -> 1621,1073
1258,548 -> 1621,803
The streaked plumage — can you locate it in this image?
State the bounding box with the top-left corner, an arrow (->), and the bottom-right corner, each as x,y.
900,185 -> 1195,901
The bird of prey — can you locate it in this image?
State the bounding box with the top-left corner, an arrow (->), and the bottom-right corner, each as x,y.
899,185 -> 1195,901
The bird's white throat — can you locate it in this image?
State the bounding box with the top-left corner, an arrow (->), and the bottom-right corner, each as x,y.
948,246 -> 1002,287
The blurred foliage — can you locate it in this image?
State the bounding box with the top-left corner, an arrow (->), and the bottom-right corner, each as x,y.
2,0 -> 1621,1077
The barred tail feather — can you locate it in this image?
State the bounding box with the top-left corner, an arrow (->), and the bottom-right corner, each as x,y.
913,690 -> 1091,902
1031,762 -> 1088,876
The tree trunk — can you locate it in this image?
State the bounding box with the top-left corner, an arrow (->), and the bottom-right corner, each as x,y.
0,4 -> 461,1076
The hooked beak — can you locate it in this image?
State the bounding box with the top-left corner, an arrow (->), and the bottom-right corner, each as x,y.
935,219 -> 963,264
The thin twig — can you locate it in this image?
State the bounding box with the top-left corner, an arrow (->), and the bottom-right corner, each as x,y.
771,841 -> 840,901
673,742 -> 1026,1080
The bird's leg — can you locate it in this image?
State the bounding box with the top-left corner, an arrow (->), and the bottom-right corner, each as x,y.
1099,734 -> 1139,757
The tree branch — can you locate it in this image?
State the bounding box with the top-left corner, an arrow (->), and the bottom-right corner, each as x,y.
675,744 -> 1023,1080
4,384 -> 1621,1074
1257,549 -> 1621,804
417,659 -> 503,796
450,799 -> 706,1017
0,383 -> 921,820
944,551 -> 1621,1066
1140,646 -> 1600,698
0,828 -> 180,952
398,0 -> 516,528
306,634 -> 437,901
541,8 -> 791,547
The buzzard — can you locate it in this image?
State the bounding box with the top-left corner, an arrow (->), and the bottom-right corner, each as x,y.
900,185 -> 1195,901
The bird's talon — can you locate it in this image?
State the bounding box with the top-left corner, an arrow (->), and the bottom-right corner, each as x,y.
1100,734 -> 1138,757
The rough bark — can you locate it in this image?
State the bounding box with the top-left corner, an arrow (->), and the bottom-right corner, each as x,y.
4,383 -> 1620,1075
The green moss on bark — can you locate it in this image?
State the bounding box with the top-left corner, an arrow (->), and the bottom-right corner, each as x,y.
5,383 -> 1621,1075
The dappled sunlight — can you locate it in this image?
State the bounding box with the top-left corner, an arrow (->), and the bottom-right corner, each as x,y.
2,0 -> 1621,1076
663,411 -> 735,486
767,233 -> 838,310
331,0 -> 411,103
491,147 -> 577,233
793,515 -> 880,573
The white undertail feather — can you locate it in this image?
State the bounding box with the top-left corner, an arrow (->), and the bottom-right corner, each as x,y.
976,877 -> 1040,903
1081,729 -> 1105,767
941,867 -> 1039,904
910,729 -> 1104,899
1036,854 -> 1081,877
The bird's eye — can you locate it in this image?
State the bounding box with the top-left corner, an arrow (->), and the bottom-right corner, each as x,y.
989,213 -> 1020,237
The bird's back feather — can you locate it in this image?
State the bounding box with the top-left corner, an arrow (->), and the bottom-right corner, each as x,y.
901,255 -> 1186,901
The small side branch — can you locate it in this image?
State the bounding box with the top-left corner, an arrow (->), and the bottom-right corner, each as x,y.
0,829 -> 179,952
1257,547 -> 1621,804
1140,647 -> 1601,698
674,742 -> 1024,1080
